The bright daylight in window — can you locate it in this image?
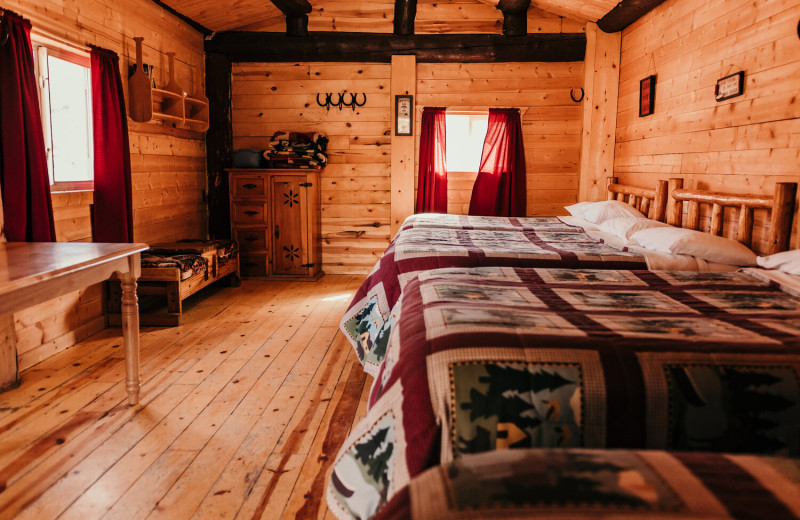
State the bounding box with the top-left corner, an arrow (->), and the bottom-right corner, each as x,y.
444,113 -> 488,172
34,41 -> 94,190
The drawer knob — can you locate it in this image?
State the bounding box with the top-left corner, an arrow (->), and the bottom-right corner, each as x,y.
244,210 -> 258,216
243,183 -> 258,189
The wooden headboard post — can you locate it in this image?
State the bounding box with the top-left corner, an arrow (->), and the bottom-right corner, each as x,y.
666,178 -> 684,227
652,180 -> 668,223
768,182 -> 797,254
605,176 -> 670,222
606,177 -> 618,201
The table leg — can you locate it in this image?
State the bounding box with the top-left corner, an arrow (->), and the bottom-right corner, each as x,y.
120,271 -> 141,405
0,313 -> 18,391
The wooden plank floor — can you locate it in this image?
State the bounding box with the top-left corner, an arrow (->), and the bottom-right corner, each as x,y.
0,275 -> 371,520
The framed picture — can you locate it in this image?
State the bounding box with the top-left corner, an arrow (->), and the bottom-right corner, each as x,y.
715,71 -> 744,101
639,75 -> 656,117
395,95 -> 413,136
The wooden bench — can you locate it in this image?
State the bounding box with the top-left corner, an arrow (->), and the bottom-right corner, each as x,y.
109,240 -> 240,327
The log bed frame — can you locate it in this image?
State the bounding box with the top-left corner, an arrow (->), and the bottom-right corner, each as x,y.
607,176 -> 796,254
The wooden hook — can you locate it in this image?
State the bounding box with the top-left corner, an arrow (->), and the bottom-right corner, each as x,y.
570,87 -> 584,103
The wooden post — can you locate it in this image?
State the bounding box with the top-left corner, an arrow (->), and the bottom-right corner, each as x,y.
119,255 -> 141,406
767,182 -> 797,254
205,52 -> 233,240
686,200 -> 700,230
737,205 -> 754,248
390,55 -> 416,238
710,203 -> 724,236
606,176 -> 618,200
497,0 -> 531,36
270,0 -> 313,37
579,23 -> 620,202
652,179 -> 667,222
666,178 -> 683,227
394,0 -> 417,35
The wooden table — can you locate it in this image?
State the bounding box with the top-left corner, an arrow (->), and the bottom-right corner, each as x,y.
0,242 -> 148,404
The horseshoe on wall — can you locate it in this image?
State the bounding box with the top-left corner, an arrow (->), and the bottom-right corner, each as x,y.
570,87 -> 585,103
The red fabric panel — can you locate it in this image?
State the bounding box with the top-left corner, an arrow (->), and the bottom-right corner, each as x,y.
468,108 -> 526,217
415,107 -> 447,214
0,11 -> 56,241
91,46 -> 133,242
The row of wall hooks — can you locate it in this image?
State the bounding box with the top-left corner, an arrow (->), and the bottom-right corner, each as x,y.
316,92 -> 367,111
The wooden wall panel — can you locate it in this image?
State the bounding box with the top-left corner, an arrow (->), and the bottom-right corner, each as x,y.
231,62 -> 392,274
3,0 -> 206,368
415,62 -> 584,217
613,0 -> 800,252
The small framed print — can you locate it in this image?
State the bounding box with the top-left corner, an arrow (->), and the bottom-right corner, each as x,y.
395,95 -> 413,136
639,75 -> 656,117
715,71 -> 744,101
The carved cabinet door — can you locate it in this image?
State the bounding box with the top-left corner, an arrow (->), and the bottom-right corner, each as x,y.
271,176 -> 309,276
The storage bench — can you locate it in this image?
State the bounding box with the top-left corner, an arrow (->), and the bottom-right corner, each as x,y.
109,239 -> 240,327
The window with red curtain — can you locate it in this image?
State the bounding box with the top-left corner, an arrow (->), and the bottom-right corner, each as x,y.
90,46 -> 133,242
467,108 -> 526,217
0,10 -> 56,241
415,107 -> 447,214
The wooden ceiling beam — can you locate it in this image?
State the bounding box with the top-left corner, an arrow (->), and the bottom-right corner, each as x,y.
205,31 -> 585,62
269,0 -> 312,37
498,0 -> 531,36
394,0 -> 417,35
597,0 -> 668,33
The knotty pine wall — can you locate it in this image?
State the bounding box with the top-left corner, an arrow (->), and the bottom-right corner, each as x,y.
612,0 -> 800,252
3,0 -> 207,369
231,63 -> 393,275
415,62 -> 584,215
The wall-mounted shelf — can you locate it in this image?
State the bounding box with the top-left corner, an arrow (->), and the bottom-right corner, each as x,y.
128,37 -> 209,132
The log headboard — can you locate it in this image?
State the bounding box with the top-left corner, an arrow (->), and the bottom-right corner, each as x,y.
606,176 -> 670,223
667,180 -> 797,255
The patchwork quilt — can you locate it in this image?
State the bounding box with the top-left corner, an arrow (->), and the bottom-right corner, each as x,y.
328,267 -> 800,520
373,448 -> 800,520
400,213 -> 580,233
341,226 -> 646,375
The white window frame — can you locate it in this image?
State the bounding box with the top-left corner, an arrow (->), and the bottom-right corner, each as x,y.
444,110 -> 489,174
32,34 -> 94,192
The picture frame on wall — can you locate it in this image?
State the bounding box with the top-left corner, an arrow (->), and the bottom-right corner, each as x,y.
639,75 -> 656,117
715,71 -> 744,101
395,95 -> 413,136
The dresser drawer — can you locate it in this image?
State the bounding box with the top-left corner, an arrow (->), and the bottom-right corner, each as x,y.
239,254 -> 268,277
232,203 -> 268,225
232,176 -> 266,198
234,229 -> 268,253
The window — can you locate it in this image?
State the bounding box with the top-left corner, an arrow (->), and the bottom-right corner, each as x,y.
444,112 -> 488,172
33,38 -> 93,191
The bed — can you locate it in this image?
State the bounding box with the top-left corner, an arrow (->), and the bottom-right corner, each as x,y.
342,180 -> 796,376
371,448 -> 800,520
328,264 -> 800,520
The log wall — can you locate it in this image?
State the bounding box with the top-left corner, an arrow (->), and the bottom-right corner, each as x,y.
613,0 -> 800,252
3,0 -> 206,369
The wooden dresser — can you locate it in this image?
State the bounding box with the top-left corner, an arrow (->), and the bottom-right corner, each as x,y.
228,169 -> 323,280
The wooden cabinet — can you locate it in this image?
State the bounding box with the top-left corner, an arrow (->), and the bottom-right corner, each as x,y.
128,37 -> 209,132
229,169 -> 323,280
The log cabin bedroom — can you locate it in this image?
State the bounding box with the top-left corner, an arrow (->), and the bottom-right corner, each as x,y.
1,0 -> 799,518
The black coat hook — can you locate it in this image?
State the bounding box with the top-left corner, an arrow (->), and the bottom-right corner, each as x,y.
570,88 -> 585,103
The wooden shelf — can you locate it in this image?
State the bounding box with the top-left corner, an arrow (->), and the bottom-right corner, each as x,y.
128,37 -> 209,132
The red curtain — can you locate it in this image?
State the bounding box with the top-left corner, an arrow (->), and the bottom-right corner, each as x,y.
0,10 -> 56,241
468,108 -> 526,217
91,46 -> 133,242
415,107 -> 447,214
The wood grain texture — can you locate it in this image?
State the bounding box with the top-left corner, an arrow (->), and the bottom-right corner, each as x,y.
613,0 -> 800,251
0,274 -> 368,520
391,55 -> 417,237
4,0 -> 207,365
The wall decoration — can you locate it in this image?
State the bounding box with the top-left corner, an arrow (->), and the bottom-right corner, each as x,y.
570,88 -> 584,103
395,94 -> 413,136
715,71 -> 744,101
316,92 -> 367,111
639,75 -> 656,117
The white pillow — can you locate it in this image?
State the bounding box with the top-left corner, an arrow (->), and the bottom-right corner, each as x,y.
598,217 -> 671,240
757,250 -> 800,275
630,227 -> 757,266
564,200 -> 645,224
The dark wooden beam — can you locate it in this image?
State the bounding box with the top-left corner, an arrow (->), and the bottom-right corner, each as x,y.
497,0 -> 530,36
270,0 -> 313,37
205,52 -> 233,240
597,0 -> 668,33
394,0 -> 417,35
150,0 -> 211,36
205,31 -> 586,62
